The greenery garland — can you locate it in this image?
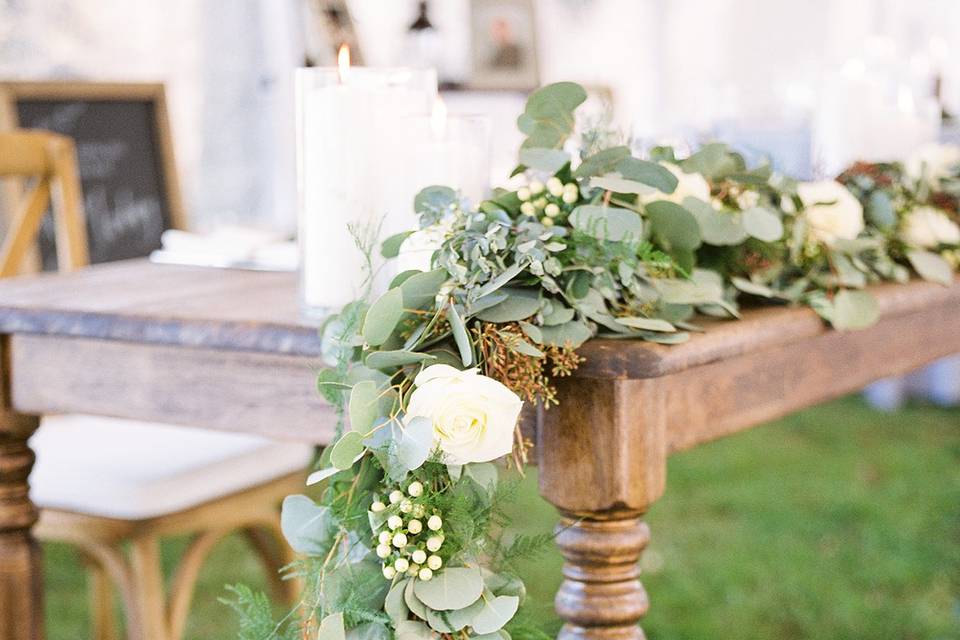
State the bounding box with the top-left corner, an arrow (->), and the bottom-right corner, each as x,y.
226,82 -> 960,639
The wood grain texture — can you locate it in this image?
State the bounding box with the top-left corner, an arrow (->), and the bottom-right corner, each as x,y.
0,336 -> 42,640
9,334 -> 334,443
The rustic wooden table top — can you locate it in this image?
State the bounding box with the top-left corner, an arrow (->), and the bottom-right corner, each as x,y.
1,258 -> 957,377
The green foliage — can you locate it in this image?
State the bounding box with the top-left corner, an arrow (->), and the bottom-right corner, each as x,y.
219,585 -> 297,640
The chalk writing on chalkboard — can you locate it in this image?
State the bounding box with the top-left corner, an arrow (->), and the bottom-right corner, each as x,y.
14,98 -> 174,268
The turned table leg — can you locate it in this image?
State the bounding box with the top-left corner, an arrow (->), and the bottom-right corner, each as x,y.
0,414 -> 43,640
539,378 -> 667,639
555,513 -> 651,639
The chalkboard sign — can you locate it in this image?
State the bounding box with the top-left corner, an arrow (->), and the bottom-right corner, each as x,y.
0,82 -> 184,269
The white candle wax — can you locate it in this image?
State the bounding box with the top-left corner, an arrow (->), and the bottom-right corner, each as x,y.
297,67 -> 436,317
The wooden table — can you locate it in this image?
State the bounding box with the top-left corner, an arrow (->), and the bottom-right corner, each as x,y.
0,260 -> 958,639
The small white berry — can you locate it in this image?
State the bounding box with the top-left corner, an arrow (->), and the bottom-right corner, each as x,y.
534,197 -> 547,209
408,481 -> 424,497
427,515 -> 443,531
564,182 -> 578,194
426,536 -> 443,552
394,558 -> 409,573
427,555 -> 442,570
378,531 -> 391,545
389,490 -> 404,504
408,519 -> 423,534
544,203 -> 560,217
382,566 -> 396,579
529,180 -> 545,195
517,187 -> 531,201
371,501 -> 386,513
376,544 -> 391,559
418,567 -> 434,581
399,499 -> 413,514
547,177 -> 564,196
407,564 -> 420,577
542,217 -> 555,227
392,533 -> 408,548
562,190 -> 578,204
520,201 -> 536,216
387,515 -> 403,530
412,504 -> 426,518
411,549 -> 427,564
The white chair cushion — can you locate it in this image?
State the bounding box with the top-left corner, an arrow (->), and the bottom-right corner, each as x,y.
29,415 -> 314,520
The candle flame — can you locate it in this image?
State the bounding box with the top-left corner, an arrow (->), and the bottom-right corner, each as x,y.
431,97 -> 447,138
337,44 -> 351,82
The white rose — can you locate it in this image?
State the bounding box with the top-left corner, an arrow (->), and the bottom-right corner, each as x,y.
797,180 -> 864,245
404,364 -> 522,465
901,206 -> 960,248
904,143 -> 960,189
639,163 -> 711,205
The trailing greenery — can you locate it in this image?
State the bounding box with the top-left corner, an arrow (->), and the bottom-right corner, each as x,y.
230,81 -> 960,639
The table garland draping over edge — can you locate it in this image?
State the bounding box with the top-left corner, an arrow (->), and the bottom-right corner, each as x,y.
224,82 -> 960,639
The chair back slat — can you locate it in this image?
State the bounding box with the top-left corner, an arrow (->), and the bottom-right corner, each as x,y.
0,130 -> 89,274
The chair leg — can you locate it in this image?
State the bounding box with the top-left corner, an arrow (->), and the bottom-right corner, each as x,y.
87,562 -> 117,640
129,536 -> 168,640
167,529 -> 231,640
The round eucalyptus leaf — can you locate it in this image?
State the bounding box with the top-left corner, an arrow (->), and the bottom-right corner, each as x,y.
615,317 -> 676,332
832,289 -> 879,330
475,288 -> 541,322
645,201 -> 702,251
362,288 -> 404,346
569,205 -> 643,243
348,380 -> 379,433
413,567 -> 485,611
384,579 -> 410,627
741,206 -> 784,242
907,249 -> 954,286
280,495 -> 334,556
330,431 -> 365,470
683,197 -> 748,246
316,612 -> 345,640
471,595 -> 521,635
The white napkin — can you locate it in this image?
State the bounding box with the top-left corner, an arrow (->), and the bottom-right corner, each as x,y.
150,226 -> 298,271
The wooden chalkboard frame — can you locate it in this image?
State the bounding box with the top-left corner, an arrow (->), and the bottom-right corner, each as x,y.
0,81 -> 187,235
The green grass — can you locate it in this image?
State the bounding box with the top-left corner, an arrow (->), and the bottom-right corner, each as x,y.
44,397 -> 960,639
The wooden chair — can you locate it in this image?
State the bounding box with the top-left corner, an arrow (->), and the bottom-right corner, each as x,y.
0,131 -> 310,640
0,130 -> 88,275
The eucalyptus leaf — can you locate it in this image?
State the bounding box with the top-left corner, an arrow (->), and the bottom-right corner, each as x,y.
396,416 -> 435,472
330,431 -> 365,469
400,268 -> 449,310
381,231 -> 414,259
475,288 -> 541,322
471,595 -> 521,635
683,197 -> 748,246
473,262 -> 524,299
385,579 -> 410,626
349,380 -> 379,433
542,303 -> 575,326
616,157 -> 678,193
518,148 -> 570,172
731,277 -> 777,298
469,290 -> 509,315
404,579 -> 429,619
365,350 -> 436,370
413,567 -> 485,610
867,191 -> 896,229
646,201 -> 702,251
363,288 -> 404,346
447,303 -> 474,367
569,205 -> 643,242
614,317 -> 676,332
346,623 -> 391,640
589,174 -> 654,195
537,320 -> 592,348
655,279 -> 723,305
463,462 -> 498,494
280,495 -> 334,555
574,146 -> 631,178
523,81 -> 587,121
414,186 -> 457,216
317,612 -> 345,640
907,249 -> 954,286
518,320 -> 543,343
741,207 -> 784,242
396,621 -> 433,640
680,143 -> 728,177
832,289 -> 879,330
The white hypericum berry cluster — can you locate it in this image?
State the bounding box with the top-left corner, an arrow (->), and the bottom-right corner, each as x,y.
370,481 -> 445,581
517,177 -> 579,226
